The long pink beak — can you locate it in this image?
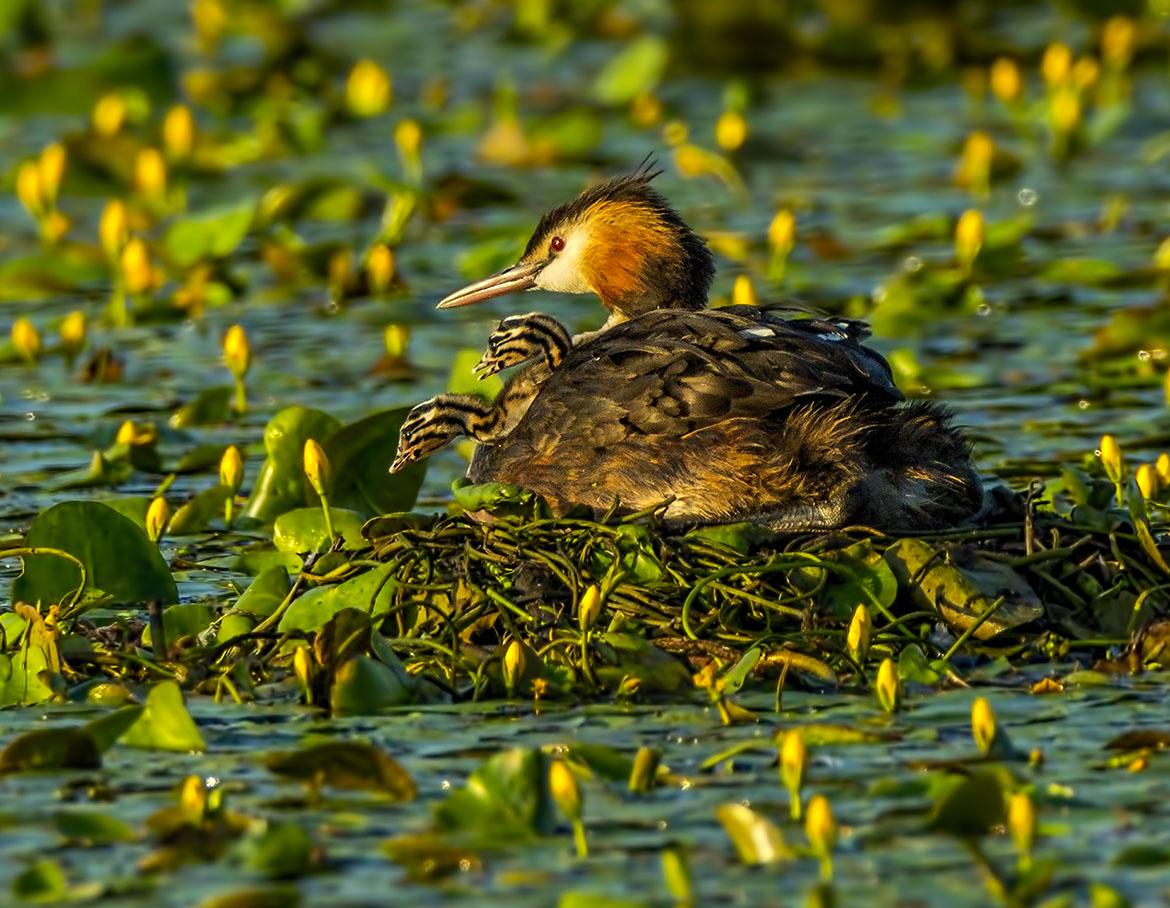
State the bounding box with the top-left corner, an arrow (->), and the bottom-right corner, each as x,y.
435,260 -> 544,309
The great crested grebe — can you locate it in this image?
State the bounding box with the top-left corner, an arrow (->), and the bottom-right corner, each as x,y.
394,168 -> 983,530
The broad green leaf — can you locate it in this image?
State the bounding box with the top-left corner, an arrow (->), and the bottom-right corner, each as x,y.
142,603 -> 215,648
592,35 -> 668,105
235,567 -> 292,617
447,349 -> 503,398
927,771 -> 1005,837
231,823 -> 314,879
243,407 -> 341,522
11,860 -> 68,901
320,408 -> 427,516
266,741 -> 415,799
54,809 -> 136,844
169,483 -> 233,535
0,643 -> 55,708
163,199 -> 256,268
715,803 -> 793,864
121,681 -> 205,752
169,387 -> 234,429
14,500 -> 177,609
0,727 -> 101,773
83,705 -> 145,752
436,748 -> 555,838
329,655 -> 413,715
273,507 -> 365,553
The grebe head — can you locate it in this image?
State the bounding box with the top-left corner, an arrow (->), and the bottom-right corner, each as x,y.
436,165 -> 714,322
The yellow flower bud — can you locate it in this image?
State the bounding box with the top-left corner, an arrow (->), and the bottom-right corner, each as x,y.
661,119 -> 688,147
382,323 -> 409,359
146,496 -> 170,543
674,143 -> 706,177
99,200 -> 129,258
120,238 -> 154,295
1073,56 -> 1100,91
1041,42 -> 1073,87
1156,452 -> 1170,486
366,244 -> 395,294
630,92 -> 662,128
503,638 -> 525,693
715,109 -> 748,152
11,317 -> 41,363
628,746 -> 661,793
846,604 -> 871,664
222,324 -> 251,378
955,209 -> 984,274
1102,16 -> 1136,68
579,584 -> 602,631
303,438 -> 330,497
346,59 -> 392,117
1099,434 -> 1123,483
805,794 -> 836,879
971,696 -> 997,754
115,419 -> 138,445
60,311 -> 86,357
15,161 -> 44,217
92,93 -> 127,137
191,0 -> 226,47
293,645 -> 315,703
1008,791 -> 1036,860
956,130 -> 993,195
732,274 -> 757,307
42,210 -> 70,245
989,57 -> 1022,102
1137,463 -> 1159,500
134,147 -> 168,199
768,209 -> 796,255
38,143 -> 66,205
179,774 -> 208,816
1050,87 -> 1081,133
395,118 -> 422,159
780,729 -> 807,820
549,760 -> 583,822
219,445 -> 244,493
162,105 -> 196,160
875,657 -> 900,713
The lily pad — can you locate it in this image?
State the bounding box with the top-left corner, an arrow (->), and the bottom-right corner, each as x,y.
266,741 -> 416,800
120,681 -> 205,752
273,507 -> 366,553
320,408 -> 427,516
244,407 -> 342,522
436,748 -> 555,838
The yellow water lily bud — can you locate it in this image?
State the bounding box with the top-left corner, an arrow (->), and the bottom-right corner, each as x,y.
579,584 -> 602,632
715,109 -> 748,152
1008,791 -> 1036,866
1041,42 -> 1073,87
846,604 -> 871,664
395,118 -> 422,159
955,209 -> 984,275
219,445 -> 244,493
661,847 -> 692,903
115,419 -> 138,444
382,323 -> 409,360
42,210 -> 70,244
780,729 -> 808,820
191,0 -> 226,47
146,496 -> 170,543
805,794 -> 836,880
956,130 -> 993,196
1050,87 -> 1082,133
1136,463 -> 1159,500
1156,452 -> 1170,486
674,143 -> 706,177
163,105 -> 196,160
875,657 -> 900,713
549,760 -> 583,822
1156,237 -> 1170,271
92,92 -> 127,136
366,243 -> 395,293
503,638 -> 525,694
179,774 -> 208,816
38,143 -> 66,205
1073,56 -> 1100,91
768,209 -> 796,255
346,59 -> 392,117
1102,16 -> 1136,68
989,57 -> 1022,102
630,92 -> 662,128
732,274 -> 758,307
120,238 -> 154,295
303,439 -> 330,497
328,247 -> 353,295
971,696 -> 997,754
60,310 -> 86,358
134,147 -> 167,199
15,161 -> 45,217
11,317 -> 41,363
1099,434 -> 1123,483
222,324 -> 251,378
628,746 -> 661,793
99,199 -> 129,258
293,645 -> 314,703
661,119 -> 688,147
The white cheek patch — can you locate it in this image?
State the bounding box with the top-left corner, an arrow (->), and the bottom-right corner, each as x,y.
533,225 -> 593,295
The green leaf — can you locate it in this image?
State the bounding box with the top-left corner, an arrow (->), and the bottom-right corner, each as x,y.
266,741 -> 416,799
235,566 -> 293,617
321,408 -> 427,517
451,478 -> 551,521
163,199 -> 256,268
715,803 -> 794,864
329,655 -> 413,715
0,728 -> 102,773
558,895 -> 653,908
0,643 -> 55,708
927,771 -> 1005,837
82,705 -> 145,752
11,860 -> 68,901
231,823 -> 314,879
436,748 -> 555,838
120,681 -> 205,752
142,603 -> 215,648
243,407 -> 342,523
54,809 -> 136,844
189,886 -> 302,908
594,633 -> 691,693
447,348 -> 504,398
169,386 -> 234,429
168,483 -> 233,535
14,500 -> 177,609
592,35 -> 668,105
273,507 -> 365,554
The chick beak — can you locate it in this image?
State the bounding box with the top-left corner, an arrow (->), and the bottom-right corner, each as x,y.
435,259 -> 544,309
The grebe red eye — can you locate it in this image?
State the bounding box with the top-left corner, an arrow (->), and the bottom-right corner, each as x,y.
550,236 -> 565,253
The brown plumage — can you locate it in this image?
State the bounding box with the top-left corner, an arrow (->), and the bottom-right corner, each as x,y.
420,167 -> 983,531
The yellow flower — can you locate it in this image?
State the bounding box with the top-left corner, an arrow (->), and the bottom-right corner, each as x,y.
846,604 -> 871,664
146,497 -> 170,543
134,148 -> 168,199
120,238 -> 155,295
1050,87 -> 1082,133
346,59 -> 392,117
15,161 -> 44,217
1008,791 -> 1036,859
503,638 -> 525,692
1156,237 -> 1170,271
768,209 -> 796,255
549,760 -> 583,821
219,445 -> 244,493
383,323 -> 409,359
38,143 -> 66,205
661,119 -> 688,147
578,584 -> 602,631
805,794 -> 836,880
99,199 -> 129,258
674,143 -> 705,176
780,729 -> 807,820
989,57 -> 1022,102
1099,434 -> 1122,482
1136,463 -> 1159,500
222,324 -> 251,378
956,131 -> 993,195
366,244 -> 395,294
1041,42 -> 1073,87
731,274 -> 757,307
715,109 -> 748,152
1156,452 -> 1170,486
971,696 -> 997,754
163,105 -> 196,160
11,318 -> 41,363
92,93 -> 127,137
630,92 -> 662,128
1102,16 -> 1136,68
1073,56 -> 1100,91
395,119 -> 422,159
115,419 -> 138,444
60,311 -> 86,357
955,209 -> 984,274
303,439 -> 331,497
191,0 -> 226,47
42,210 -> 70,244
875,657 -> 900,713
